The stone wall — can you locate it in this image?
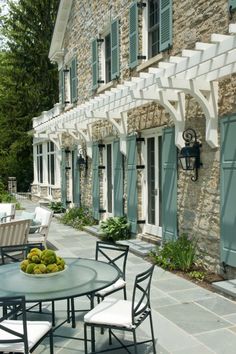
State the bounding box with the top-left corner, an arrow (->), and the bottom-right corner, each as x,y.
46,0 -> 236,273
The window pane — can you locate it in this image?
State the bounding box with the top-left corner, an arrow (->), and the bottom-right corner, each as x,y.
147,137 -> 155,224
148,0 -> 160,58
51,154 -> 55,185
105,34 -> 111,83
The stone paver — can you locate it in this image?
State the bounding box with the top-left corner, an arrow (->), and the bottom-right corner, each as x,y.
15,199 -> 236,353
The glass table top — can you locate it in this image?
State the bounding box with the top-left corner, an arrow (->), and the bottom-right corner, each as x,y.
0,258 -> 120,302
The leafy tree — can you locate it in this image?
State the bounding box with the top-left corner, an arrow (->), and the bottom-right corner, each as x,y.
0,0 -> 59,191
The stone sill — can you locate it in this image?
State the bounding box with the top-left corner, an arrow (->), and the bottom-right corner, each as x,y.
97,81 -> 114,94
137,53 -> 164,72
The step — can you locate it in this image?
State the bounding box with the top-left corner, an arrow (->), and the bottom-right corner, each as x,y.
137,233 -> 161,246
212,279 -> 236,298
83,225 -> 105,237
117,239 -> 157,257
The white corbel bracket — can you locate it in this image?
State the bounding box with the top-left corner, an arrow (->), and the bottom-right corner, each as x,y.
157,77 -> 219,148
48,133 -> 62,149
159,91 -> 186,149
131,87 -> 185,148
190,80 -> 219,148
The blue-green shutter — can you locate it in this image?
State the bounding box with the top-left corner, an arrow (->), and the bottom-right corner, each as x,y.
92,143 -> 100,220
162,127 -> 177,241
159,0 -> 173,52
72,147 -> 80,206
220,115 -> 236,266
91,39 -> 98,90
59,69 -> 65,104
111,19 -> 119,80
60,148 -> 67,208
229,0 -> 236,11
129,1 -> 138,69
127,135 -> 137,233
113,140 -> 123,216
70,58 -> 77,103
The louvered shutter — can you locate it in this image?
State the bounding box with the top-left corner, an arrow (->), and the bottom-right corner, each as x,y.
59,69 -> 65,104
70,58 -> 77,103
229,0 -> 236,11
91,39 -> 98,90
92,143 -> 100,220
160,0 -> 173,52
113,140 -> 123,216
111,19 -> 119,80
162,127 -> 177,241
220,115 -> 236,266
72,147 -> 80,206
127,135 -> 137,233
60,148 -> 67,208
129,1 -> 138,69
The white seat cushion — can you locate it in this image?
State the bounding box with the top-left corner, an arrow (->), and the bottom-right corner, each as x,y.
84,298 -> 133,329
95,278 -> 126,297
0,320 -> 51,352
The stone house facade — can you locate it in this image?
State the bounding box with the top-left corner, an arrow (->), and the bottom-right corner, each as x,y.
32,0 -> 236,277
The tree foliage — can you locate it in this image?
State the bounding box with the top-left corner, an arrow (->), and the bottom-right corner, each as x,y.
0,0 -> 59,191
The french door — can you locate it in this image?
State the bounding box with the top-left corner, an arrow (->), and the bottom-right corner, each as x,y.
104,143 -> 113,217
143,133 -> 162,236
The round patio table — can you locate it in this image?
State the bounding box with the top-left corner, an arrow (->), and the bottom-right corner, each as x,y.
0,257 -> 120,348
0,258 -> 119,302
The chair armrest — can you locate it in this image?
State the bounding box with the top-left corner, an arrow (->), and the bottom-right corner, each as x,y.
0,214 -> 15,223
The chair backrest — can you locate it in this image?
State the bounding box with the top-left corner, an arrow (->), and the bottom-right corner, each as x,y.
34,207 -> 53,228
0,219 -> 30,247
95,241 -> 129,280
0,295 -> 29,353
132,264 -> 155,325
0,203 -> 16,223
0,242 -> 44,264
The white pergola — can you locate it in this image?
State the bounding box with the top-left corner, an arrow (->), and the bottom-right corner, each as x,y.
33,24 -> 236,157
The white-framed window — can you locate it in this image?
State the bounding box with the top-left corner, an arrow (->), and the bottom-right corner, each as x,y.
36,144 -> 43,184
129,0 -> 172,68
59,56 -> 77,105
47,141 -> 55,186
143,0 -> 160,59
92,19 -> 119,90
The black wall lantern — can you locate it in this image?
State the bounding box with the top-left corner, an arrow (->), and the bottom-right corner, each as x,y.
178,128 -> 202,182
77,148 -> 88,175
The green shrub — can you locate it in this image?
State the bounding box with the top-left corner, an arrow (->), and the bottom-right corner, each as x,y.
150,234 -> 197,272
60,206 -> 96,230
100,216 -> 130,242
49,201 -> 65,214
189,270 -> 206,282
0,179 -> 21,209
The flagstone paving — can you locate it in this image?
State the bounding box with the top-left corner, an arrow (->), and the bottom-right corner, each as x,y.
16,199 -> 236,353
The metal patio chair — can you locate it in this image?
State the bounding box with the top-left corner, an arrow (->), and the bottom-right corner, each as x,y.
0,295 -> 53,354
0,242 -> 44,314
84,264 -> 156,354
0,242 -> 44,264
68,241 -> 129,328
94,241 -> 129,301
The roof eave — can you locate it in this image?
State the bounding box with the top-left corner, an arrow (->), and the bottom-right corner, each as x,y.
49,0 -> 73,61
